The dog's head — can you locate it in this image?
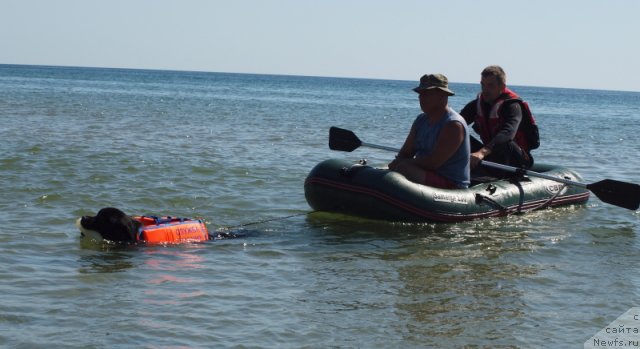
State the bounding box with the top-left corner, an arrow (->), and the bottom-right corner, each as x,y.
76,207 -> 141,243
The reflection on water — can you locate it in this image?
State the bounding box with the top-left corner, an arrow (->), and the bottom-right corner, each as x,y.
141,248 -> 209,307
398,225 -> 533,344
305,211 -> 566,345
77,250 -> 136,274
395,247 -> 534,342
142,247 -> 207,271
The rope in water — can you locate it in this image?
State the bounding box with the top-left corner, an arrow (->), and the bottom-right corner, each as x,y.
219,210 -> 317,231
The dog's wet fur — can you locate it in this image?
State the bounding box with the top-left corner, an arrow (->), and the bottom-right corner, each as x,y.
77,207 -> 237,243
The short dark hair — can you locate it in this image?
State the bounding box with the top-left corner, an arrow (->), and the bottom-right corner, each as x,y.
481,65 -> 506,85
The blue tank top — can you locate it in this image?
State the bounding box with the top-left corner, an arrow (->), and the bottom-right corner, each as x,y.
412,107 -> 471,188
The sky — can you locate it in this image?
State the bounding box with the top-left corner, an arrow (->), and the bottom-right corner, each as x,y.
2,0 -> 639,92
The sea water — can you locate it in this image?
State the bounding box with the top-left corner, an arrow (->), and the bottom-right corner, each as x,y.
1,64 -> 639,348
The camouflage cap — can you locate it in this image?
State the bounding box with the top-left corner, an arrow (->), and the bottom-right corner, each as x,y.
413,74 -> 455,96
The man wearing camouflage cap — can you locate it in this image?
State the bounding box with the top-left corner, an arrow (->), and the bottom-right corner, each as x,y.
388,73 -> 471,189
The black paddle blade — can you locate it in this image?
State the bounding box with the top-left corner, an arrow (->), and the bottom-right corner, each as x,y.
587,179 -> 640,210
329,126 -> 362,152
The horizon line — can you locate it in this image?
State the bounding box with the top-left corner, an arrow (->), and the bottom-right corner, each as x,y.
2,63 -> 638,94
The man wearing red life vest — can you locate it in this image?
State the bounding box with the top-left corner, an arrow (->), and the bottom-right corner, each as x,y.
460,65 -> 538,176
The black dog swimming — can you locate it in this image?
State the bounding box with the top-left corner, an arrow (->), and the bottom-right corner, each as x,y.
77,207 -> 236,244
76,207 -> 142,243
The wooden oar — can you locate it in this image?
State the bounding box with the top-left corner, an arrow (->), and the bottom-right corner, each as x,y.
328,126 -> 640,210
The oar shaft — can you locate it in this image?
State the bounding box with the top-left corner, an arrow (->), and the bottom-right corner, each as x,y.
479,160 -> 587,188
358,137 -> 587,188
361,142 -> 401,153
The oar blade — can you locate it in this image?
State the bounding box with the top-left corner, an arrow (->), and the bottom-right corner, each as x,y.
329,126 -> 362,152
587,179 -> 640,210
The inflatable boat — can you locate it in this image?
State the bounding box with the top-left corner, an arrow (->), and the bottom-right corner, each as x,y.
304,158 -> 591,222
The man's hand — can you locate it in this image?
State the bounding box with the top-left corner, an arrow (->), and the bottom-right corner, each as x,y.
470,147 -> 492,168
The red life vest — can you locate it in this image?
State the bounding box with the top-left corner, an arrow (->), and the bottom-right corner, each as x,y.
473,88 -> 539,152
134,216 -> 209,244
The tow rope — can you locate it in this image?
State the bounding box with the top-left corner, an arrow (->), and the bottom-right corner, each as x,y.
219,211 -> 317,231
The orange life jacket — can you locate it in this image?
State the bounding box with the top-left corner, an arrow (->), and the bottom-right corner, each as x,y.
134,216 -> 209,244
474,88 -> 539,152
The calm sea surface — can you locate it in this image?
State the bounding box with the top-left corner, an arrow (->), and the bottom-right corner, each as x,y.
1,64 -> 639,348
